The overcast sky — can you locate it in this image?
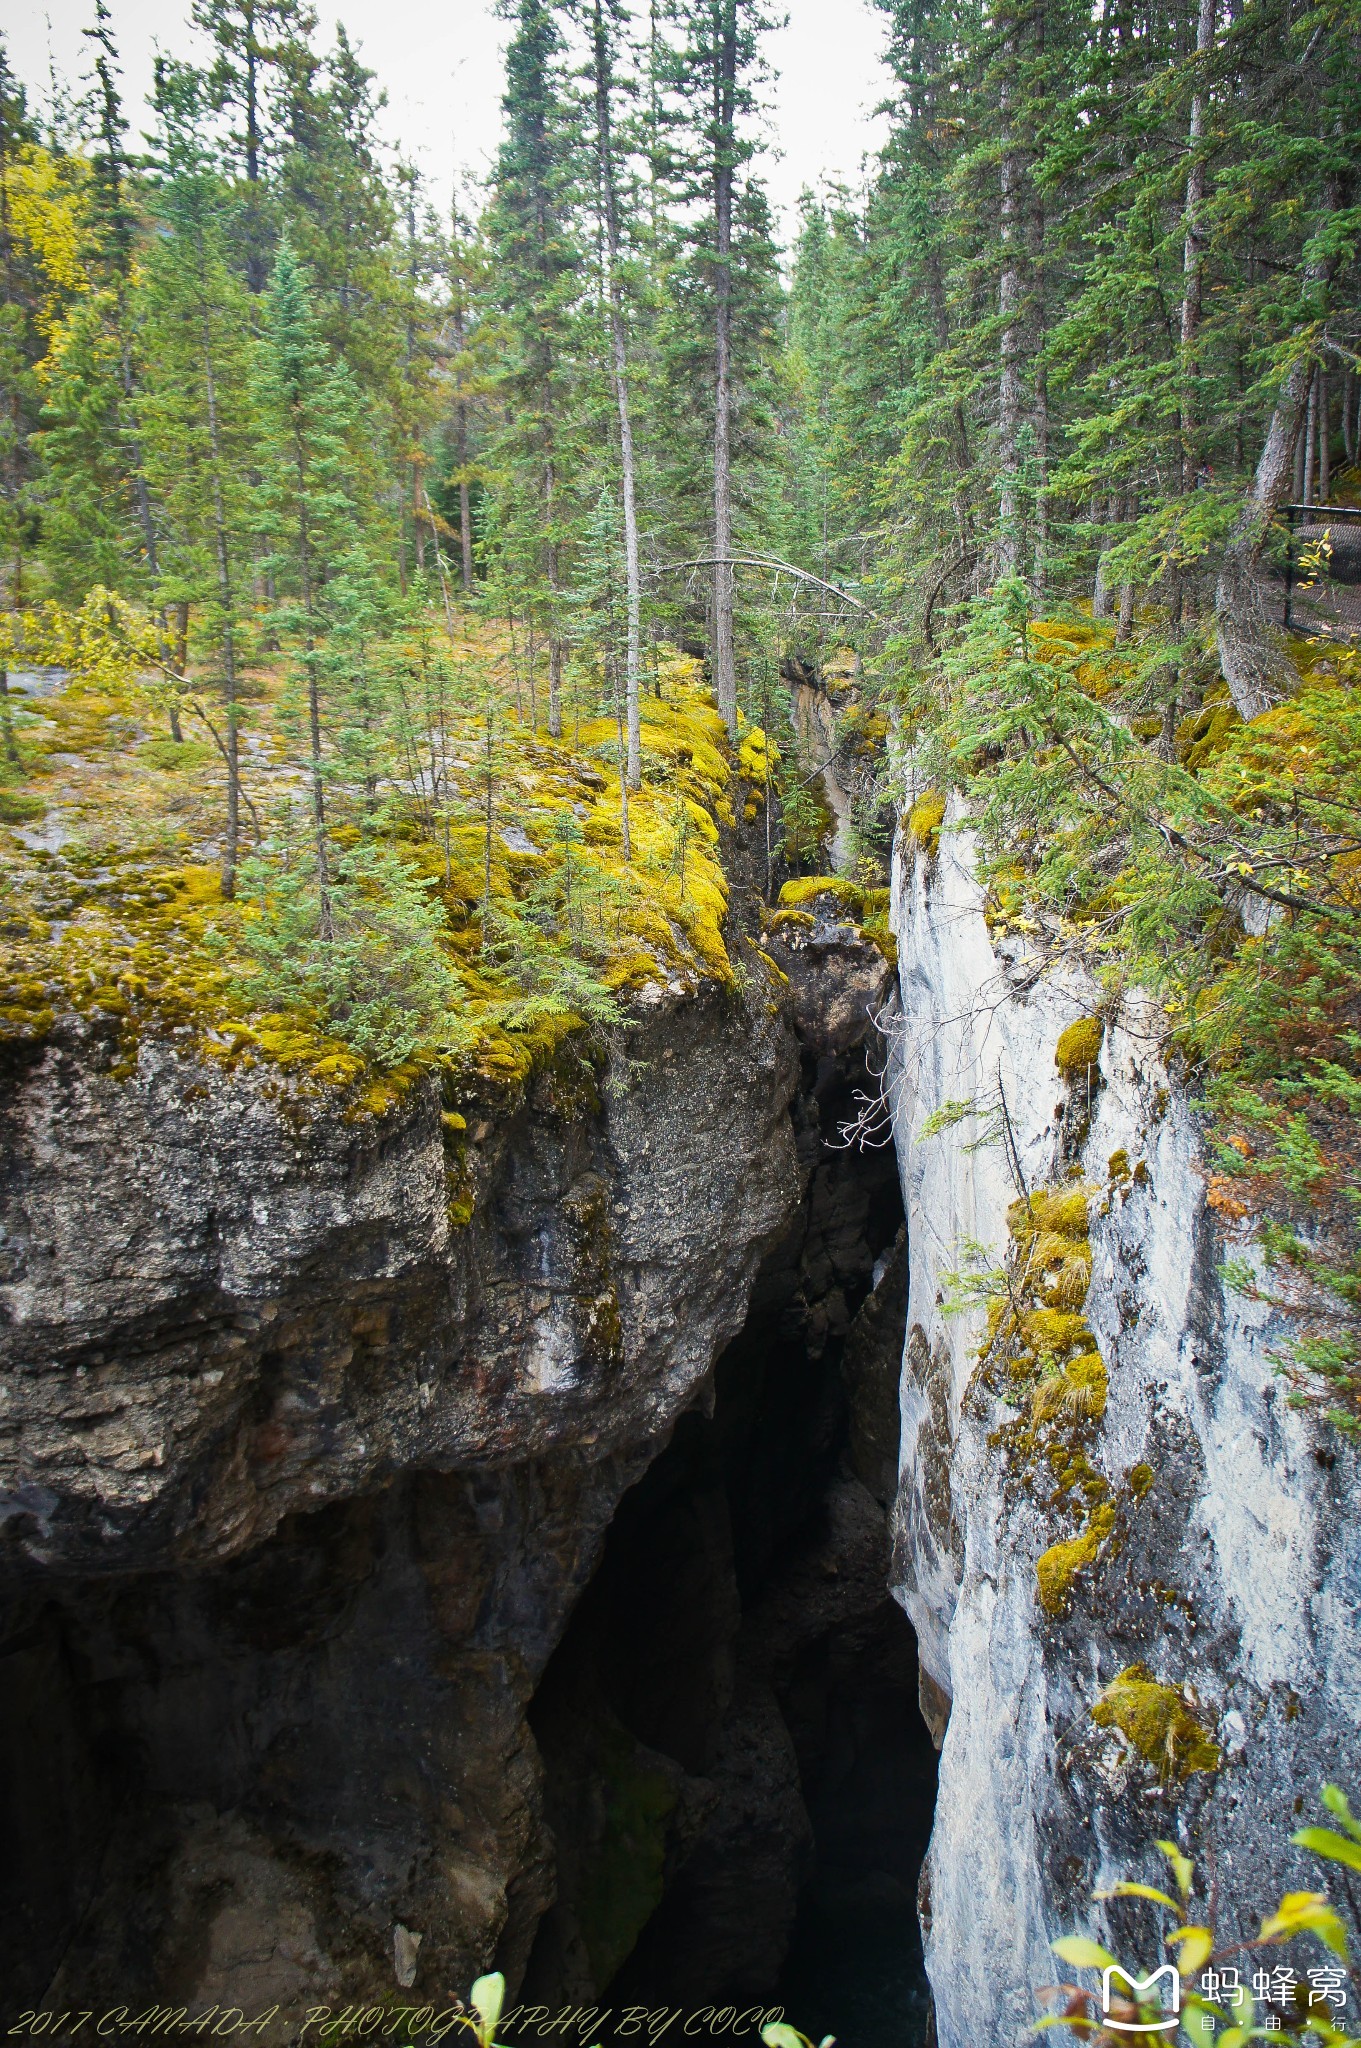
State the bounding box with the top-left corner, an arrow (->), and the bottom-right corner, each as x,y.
6,0 -> 894,243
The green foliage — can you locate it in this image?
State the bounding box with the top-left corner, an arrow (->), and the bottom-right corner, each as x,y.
1043,1789 -> 1361,2046
232,837 -> 468,1065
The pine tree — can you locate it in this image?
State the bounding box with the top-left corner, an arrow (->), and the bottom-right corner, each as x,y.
140,62 -> 260,895
486,0 -> 585,739
585,0 -> 645,788
191,0 -> 316,291
651,0 -> 782,732
257,235 -> 374,930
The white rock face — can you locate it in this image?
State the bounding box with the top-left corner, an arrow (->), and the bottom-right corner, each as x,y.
888,820 -> 1361,2048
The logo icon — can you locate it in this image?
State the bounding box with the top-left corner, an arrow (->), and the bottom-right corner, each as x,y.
1102,1964 -> 1181,2032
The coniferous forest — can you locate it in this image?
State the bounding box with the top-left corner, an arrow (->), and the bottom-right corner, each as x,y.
4,0 -> 1361,2037
1,0 -> 1360,1387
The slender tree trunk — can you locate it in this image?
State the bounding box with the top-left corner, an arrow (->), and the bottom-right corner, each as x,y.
448,241 -> 475,595
711,0 -> 738,737
1030,211 -> 1048,591
294,430 -> 332,937
997,38 -> 1023,577
1318,365 -> 1330,503
1303,369 -> 1318,505
243,4 -> 267,295
0,667 -> 18,766
592,0 -> 643,790
548,607 -> 563,740
459,469 -> 473,591
1294,410 -> 1307,500
1115,576 -> 1135,644
199,301 -> 241,897
1214,183 -> 1339,718
1179,0 -> 1215,492
1343,366 -> 1356,463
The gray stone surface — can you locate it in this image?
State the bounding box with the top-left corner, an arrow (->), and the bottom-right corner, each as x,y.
0,982 -> 803,2012
887,817 -> 1361,2048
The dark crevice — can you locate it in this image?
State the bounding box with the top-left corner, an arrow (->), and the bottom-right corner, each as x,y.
521,1042 -> 937,2047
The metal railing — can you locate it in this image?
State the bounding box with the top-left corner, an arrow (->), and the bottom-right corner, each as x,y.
1280,503 -> 1361,640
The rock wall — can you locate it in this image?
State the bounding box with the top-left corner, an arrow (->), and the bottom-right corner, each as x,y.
888,820 -> 1361,2048
0,981 -> 802,2012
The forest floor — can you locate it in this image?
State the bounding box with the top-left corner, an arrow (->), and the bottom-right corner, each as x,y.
0,625 -> 772,1113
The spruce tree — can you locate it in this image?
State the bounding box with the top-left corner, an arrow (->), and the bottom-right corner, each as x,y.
257,236 -> 373,929
140,63 -> 259,895
486,0 -> 584,739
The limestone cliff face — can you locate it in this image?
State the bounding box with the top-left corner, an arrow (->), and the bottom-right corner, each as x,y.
888,820 -> 1361,2048
0,982 -> 801,2010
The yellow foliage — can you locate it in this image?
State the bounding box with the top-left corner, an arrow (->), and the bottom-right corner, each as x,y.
7,145 -> 90,338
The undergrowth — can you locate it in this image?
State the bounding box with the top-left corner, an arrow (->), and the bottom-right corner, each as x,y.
0,617 -> 766,1113
914,576 -> 1361,1435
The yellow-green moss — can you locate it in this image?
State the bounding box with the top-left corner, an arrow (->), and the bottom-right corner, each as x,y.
1089,1663 -> 1221,1777
774,876 -> 897,965
1055,1014 -> 1104,1080
1032,1350 -> 1108,1425
1177,701 -> 1243,771
736,722 -> 776,787
778,874 -> 861,912
906,789 -> 946,857
1036,1502 -> 1117,1615
0,636 -> 748,1108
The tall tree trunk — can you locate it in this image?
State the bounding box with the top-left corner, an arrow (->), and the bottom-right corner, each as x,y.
997,36 -> 1023,577
1179,0 -> 1215,491
711,0 -> 738,737
201,309 -> 241,897
458,456 -> 474,593
591,0 -> 643,791
293,430 -> 332,937
1030,174 -> 1048,593
1318,365 -> 1330,503
1214,183 -> 1339,719
243,0 -> 267,294
1303,369 -> 1318,505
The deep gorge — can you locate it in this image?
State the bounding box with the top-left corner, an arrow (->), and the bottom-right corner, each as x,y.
2,812 -> 1358,2048
0,894 -> 944,2043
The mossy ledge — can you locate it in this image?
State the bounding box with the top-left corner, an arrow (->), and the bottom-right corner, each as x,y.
0,645 -> 771,1119
774,874 -> 897,965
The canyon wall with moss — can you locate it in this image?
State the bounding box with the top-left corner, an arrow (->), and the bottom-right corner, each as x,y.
888,815 -> 1361,2048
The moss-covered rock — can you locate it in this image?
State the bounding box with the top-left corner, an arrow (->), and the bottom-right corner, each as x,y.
1055,1014 -> 1104,1080
1035,1501 -> 1117,1615
906,788 -> 946,857
1089,1663 -> 1221,1778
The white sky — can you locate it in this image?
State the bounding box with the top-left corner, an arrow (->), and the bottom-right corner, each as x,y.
4,0 -> 893,243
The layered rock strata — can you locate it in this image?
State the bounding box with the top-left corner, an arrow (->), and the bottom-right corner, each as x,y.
0,982 -> 801,2011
